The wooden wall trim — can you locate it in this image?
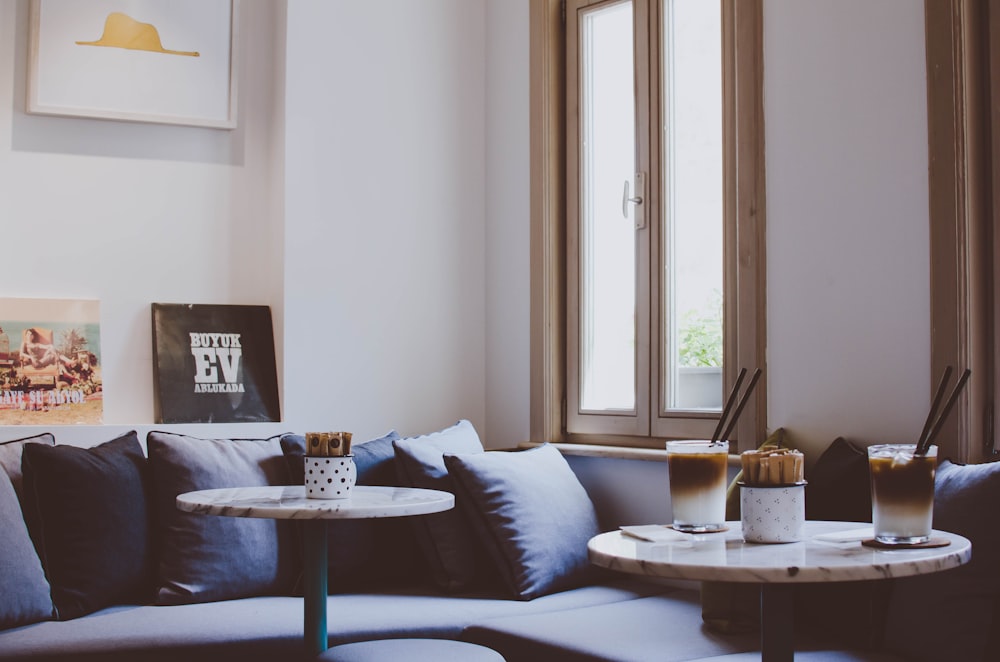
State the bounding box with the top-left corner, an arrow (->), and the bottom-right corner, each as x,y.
925,0 -> 991,462
529,0 -> 566,443
731,0 -> 768,450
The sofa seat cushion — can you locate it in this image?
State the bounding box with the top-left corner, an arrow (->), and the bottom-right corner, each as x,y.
321,578 -> 673,645
463,589 -> 760,662
695,653 -> 903,662
0,599 -> 305,662
0,579 -> 669,661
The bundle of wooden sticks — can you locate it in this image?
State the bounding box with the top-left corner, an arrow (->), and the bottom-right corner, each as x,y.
740,447 -> 804,486
305,431 -> 353,457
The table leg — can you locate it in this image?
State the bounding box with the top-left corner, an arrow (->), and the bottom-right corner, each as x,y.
760,584 -> 794,662
303,521 -> 329,656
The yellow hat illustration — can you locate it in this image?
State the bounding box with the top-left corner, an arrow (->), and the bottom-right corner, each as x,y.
76,12 -> 200,57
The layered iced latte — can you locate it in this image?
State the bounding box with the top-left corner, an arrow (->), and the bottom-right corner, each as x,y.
868,444 -> 937,545
666,440 -> 729,533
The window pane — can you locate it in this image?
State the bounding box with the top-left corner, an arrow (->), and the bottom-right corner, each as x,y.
579,1 -> 636,412
663,0 -> 723,411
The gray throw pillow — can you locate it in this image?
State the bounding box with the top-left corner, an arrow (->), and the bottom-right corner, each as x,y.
882,459 -> 1000,661
0,469 -> 52,630
804,436 -> 871,523
147,431 -> 298,605
444,443 -> 602,600
0,432 -> 55,561
21,431 -> 153,620
393,420 -> 488,591
0,432 -> 55,500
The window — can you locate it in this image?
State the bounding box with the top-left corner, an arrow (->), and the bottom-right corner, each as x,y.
529,0 -> 766,450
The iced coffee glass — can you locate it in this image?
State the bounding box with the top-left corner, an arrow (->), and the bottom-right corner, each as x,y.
868,444 -> 937,545
666,440 -> 729,533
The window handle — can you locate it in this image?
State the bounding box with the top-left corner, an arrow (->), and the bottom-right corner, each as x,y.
622,173 -> 645,229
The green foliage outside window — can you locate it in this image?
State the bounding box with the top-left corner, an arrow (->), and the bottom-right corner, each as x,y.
678,293 -> 723,368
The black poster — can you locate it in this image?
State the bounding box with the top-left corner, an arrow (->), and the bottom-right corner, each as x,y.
151,303 -> 280,424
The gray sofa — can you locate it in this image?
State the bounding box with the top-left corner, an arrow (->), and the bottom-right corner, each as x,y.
0,428 -> 996,662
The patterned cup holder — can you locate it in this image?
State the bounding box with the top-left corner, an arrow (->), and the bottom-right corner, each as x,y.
305,455 -> 356,499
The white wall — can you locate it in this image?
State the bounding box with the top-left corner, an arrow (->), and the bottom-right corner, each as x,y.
485,0 -> 530,448
0,0 -> 934,461
1,0 -> 497,451
0,0 -> 288,447
764,0 -> 930,458
283,0 -> 489,443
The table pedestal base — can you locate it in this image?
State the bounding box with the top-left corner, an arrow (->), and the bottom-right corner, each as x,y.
304,522 -> 329,656
760,583 -> 794,662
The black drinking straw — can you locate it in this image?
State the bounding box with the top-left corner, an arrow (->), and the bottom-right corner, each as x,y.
916,365 -> 953,453
919,368 -> 972,454
712,368 -> 747,443
720,368 -> 763,443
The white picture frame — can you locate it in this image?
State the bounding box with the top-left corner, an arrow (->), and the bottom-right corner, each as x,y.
27,0 -> 238,129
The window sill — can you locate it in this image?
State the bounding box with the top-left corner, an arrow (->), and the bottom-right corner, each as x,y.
518,441 -> 741,466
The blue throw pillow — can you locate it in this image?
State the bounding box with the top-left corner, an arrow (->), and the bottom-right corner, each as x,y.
393,420 -> 489,591
21,431 -> 152,620
0,469 -> 52,629
882,459 -> 1000,661
280,430 -> 424,590
443,443 -> 602,600
147,431 -> 298,605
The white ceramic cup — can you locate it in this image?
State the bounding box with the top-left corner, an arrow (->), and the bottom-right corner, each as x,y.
305,455 -> 356,499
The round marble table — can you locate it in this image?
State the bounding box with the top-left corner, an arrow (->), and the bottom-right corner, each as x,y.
177,485 -> 454,657
588,521 -> 971,662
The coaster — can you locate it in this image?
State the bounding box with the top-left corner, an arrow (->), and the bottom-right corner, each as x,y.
668,524 -> 729,534
861,537 -> 950,550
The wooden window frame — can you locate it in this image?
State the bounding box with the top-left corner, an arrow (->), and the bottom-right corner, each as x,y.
564,0 -> 653,438
925,0 -> 998,463
529,0 -> 766,451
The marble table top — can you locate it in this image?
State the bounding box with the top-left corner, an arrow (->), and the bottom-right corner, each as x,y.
588,520 -> 971,584
176,485 -> 454,520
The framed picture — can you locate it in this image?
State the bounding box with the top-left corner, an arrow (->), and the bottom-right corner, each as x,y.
0,298 -> 103,425
28,0 -> 238,129
151,303 -> 280,424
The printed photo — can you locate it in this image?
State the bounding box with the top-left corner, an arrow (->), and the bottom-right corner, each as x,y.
0,298 -> 102,425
